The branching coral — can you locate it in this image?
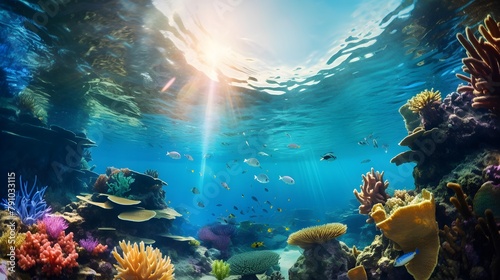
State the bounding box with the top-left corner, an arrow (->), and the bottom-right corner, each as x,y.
447,182 -> 473,219
112,240 -> 174,280
456,14 -> 500,113
211,259 -> 230,280
353,168 -> 390,217
1,176 -> 51,225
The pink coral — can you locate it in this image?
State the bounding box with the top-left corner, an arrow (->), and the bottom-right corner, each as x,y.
353,168 -> 390,215
16,223 -> 78,276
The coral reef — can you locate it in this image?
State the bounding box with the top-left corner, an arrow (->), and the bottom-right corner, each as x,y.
456,14 -> 500,114
198,224 -> 236,254
287,222 -> 347,249
112,240 -> 174,280
473,181 -> 500,222
211,259 -> 230,280
227,250 -> 280,280
288,239 -> 355,280
353,168 -> 389,218
370,189 -> 439,280
1,176 -> 51,225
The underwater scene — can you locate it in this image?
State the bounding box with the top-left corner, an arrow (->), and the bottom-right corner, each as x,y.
1,0 -> 500,279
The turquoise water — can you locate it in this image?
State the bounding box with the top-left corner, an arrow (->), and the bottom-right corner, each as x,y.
0,0 -> 497,248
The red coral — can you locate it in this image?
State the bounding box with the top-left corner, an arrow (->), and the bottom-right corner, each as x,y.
93,174 -> 109,193
92,243 -> 108,256
16,226 -> 79,276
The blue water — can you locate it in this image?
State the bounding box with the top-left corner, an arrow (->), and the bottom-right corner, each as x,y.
0,0 -> 497,242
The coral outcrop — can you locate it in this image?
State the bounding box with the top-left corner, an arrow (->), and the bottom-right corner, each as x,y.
370,189 -> 439,280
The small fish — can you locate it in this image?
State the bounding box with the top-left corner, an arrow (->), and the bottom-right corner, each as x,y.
166,151 -> 181,159
382,144 -> 389,153
279,175 -> 295,185
264,200 -> 272,205
287,143 -> 300,149
361,159 -> 371,164
251,241 -> 264,248
285,133 -> 291,138
228,213 -> 236,218
242,170 -> 247,174
284,226 -> 290,231
320,152 -> 337,161
203,153 -> 212,159
254,173 -> 270,184
357,140 -> 368,146
250,215 -> 257,218
244,158 -> 260,167
258,151 -> 271,157
216,204 -> 223,207
262,209 -> 268,213
251,196 -> 259,202
241,194 -> 245,198
221,182 -> 230,190
233,206 -> 239,210
191,187 -> 200,194
221,142 -> 230,146
277,208 -> 282,212
264,188 -> 269,192
184,154 -> 194,161
197,201 -> 205,208
373,139 -> 378,148
394,249 -> 419,267
267,228 -> 273,233
240,210 -> 244,215
245,140 -> 250,146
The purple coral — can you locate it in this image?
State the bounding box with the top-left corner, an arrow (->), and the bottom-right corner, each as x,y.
42,215 -> 68,239
79,235 -> 99,252
484,165 -> 500,186
198,224 -> 234,252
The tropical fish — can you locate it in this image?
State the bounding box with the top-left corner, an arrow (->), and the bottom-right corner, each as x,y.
216,204 -> 223,207
277,208 -> 282,212
373,139 -> 378,148
251,196 -> 259,202
245,140 -> 250,146
284,226 -> 290,231
254,173 -> 270,184
394,249 -> 419,267
279,175 -> 295,185
203,153 -> 212,159
244,158 -> 260,167
251,241 -> 264,248
262,209 -> 268,213
382,144 -> 389,153
221,182 -> 230,190
258,151 -> 271,157
267,228 -> 273,233
240,210 -> 244,215
320,152 -> 337,161
233,206 -> 239,210
357,140 -> 368,145
184,154 -> 194,161
287,143 -> 300,149
191,187 -> 200,194
166,151 -> 181,159
197,201 -> 205,208
264,188 -> 269,192
361,159 -> 371,164
228,213 -> 236,218
264,200 -> 272,205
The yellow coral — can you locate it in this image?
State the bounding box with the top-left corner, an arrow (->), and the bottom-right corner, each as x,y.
0,231 -> 25,257
370,189 -> 439,280
287,222 -> 347,249
407,89 -> 441,113
112,240 -> 174,280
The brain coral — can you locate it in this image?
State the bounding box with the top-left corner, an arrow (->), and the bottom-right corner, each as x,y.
287,222 -> 347,249
227,250 -> 280,276
112,240 -> 174,280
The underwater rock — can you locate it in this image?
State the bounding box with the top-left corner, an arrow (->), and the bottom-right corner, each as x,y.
288,239 -> 355,280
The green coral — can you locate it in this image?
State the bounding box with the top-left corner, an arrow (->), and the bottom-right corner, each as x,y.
211,260 -> 230,280
0,231 -> 25,257
106,172 -> 134,196
227,250 -> 280,276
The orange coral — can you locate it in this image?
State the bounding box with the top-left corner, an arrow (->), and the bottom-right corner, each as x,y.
93,174 -> 109,193
456,14 -> 500,113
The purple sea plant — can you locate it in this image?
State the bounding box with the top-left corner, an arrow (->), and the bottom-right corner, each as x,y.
79,235 -> 99,252
1,175 -> 51,225
484,165 -> 500,186
42,215 -> 68,239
